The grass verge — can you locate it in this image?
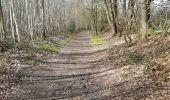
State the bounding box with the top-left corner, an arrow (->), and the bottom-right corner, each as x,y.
33,35 -> 72,52
33,43 -> 60,52
90,34 -> 105,46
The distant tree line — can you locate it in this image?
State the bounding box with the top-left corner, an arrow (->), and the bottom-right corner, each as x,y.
0,0 -> 90,43
0,0 -> 169,45
83,0 -> 170,45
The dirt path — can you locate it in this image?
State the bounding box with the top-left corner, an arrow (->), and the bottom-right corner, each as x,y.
11,32 -> 146,100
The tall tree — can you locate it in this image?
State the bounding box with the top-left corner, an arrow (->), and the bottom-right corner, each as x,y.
10,0 -> 20,43
42,0 -> 46,40
103,0 -> 118,35
90,0 -> 99,35
123,0 -> 134,45
146,0 -> 153,27
140,0 -> 147,38
0,0 -> 5,39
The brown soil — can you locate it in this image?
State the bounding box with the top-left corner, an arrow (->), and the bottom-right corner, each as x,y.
5,32 -> 170,100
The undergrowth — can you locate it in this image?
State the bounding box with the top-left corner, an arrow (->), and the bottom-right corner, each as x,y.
33,35 -> 72,52
90,34 -> 105,46
148,28 -> 162,35
33,43 -> 60,52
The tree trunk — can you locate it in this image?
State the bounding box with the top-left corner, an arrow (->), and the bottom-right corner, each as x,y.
104,0 -> 114,35
94,0 -> 98,35
140,0 -> 148,39
10,0 -> 20,43
109,0 -> 118,35
146,0 -> 153,28
42,0 -> 46,40
103,0 -> 117,35
10,1 -> 15,44
0,0 -> 5,39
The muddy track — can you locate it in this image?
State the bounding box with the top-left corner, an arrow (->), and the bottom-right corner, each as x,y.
10,32 -> 146,100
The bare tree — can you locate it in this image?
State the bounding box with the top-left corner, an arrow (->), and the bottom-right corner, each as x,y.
0,0 -> 5,39
140,0 -> 148,39
103,0 -> 118,36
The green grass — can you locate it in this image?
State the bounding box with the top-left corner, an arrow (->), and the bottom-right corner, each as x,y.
34,43 -> 60,52
154,30 -> 162,35
148,28 -> 162,35
65,35 -> 72,43
90,34 -> 105,46
33,35 -> 72,52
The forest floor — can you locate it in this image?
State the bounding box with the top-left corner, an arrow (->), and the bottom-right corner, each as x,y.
1,31 -> 170,100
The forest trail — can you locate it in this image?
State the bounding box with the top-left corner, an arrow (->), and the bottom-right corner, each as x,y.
12,32 -> 144,100
1,0 -> 170,99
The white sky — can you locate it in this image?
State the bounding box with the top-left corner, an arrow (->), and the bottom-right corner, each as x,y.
154,0 -> 168,4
